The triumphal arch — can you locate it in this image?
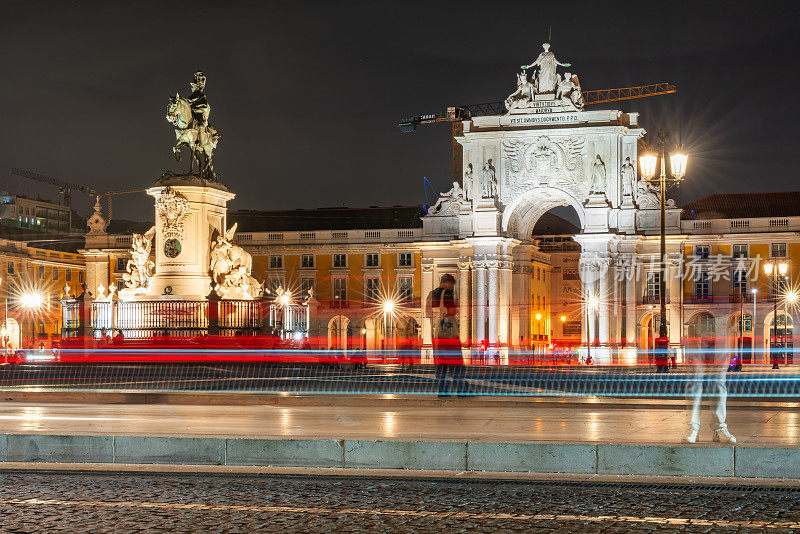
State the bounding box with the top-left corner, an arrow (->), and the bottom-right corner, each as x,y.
420,44 -> 682,362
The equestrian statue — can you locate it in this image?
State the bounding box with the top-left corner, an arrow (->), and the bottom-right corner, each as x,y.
166,71 -> 220,179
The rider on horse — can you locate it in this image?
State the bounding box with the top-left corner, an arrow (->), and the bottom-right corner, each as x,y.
188,71 -> 210,128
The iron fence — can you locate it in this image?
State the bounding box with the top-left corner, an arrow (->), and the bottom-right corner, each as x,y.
82,300 -> 268,338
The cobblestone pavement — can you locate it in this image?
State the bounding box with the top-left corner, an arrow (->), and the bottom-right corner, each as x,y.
0,472 -> 798,532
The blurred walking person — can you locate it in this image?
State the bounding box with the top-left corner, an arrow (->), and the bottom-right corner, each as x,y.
683,346 -> 735,443
426,274 -> 468,396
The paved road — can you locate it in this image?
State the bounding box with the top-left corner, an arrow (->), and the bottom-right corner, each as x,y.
0,399 -> 797,444
0,471 -> 797,532
1,362 -> 799,398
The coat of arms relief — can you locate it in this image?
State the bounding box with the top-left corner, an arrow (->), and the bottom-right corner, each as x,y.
156,186 -> 190,240
500,136 -> 587,203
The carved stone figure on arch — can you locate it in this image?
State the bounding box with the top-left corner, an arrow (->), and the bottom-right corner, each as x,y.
427,181 -> 468,216
481,159 -> 497,198
621,157 -> 636,198
590,155 -> 606,194
521,43 -> 571,94
504,72 -> 534,111
463,163 -> 473,201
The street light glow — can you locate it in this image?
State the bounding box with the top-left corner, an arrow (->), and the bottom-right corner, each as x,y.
560,315 -> 567,322
587,295 -> 600,311
382,299 -> 396,315
20,292 -> 44,309
639,154 -> 658,179
669,153 -> 688,179
535,313 -> 542,320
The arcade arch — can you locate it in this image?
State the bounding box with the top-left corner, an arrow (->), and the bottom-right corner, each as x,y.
327,315 -> 350,351
502,187 -> 587,240
763,310 -> 793,358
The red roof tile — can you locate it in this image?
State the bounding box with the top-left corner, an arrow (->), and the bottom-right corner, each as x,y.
681,192 -> 800,220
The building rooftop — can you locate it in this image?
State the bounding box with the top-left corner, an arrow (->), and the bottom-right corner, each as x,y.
229,206 -> 426,232
0,226 -> 84,253
681,192 -> 800,220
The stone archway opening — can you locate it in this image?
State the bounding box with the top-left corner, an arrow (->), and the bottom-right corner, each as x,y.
328,315 -> 350,352
763,310 -> 793,365
502,186 -> 587,241
531,205 -> 583,353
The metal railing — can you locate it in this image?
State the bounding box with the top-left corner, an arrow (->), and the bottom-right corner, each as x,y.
86,300 -> 268,338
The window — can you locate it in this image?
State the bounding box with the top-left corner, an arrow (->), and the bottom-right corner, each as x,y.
332,277 -> 347,306
699,314 -> 715,333
772,243 -> 787,258
732,244 -> 748,259
52,267 -> 59,281
398,253 -> 413,267
694,271 -> 710,300
738,314 -> 752,332
365,253 -> 379,268
116,257 -> 127,271
364,277 -> 380,303
301,254 -> 315,268
269,255 -> 283,269
646,271 -> 661,299
732,269 -> 748,296
333,254 -> 347,268
79,271 -> 84,284
38,265 -> 45,279
300,277 -> 315,295
6,262 -> 14,275
65,269 -> 72,282
770,274 -> 788,296
398,276 -> 413,304
694,245 -> 710,259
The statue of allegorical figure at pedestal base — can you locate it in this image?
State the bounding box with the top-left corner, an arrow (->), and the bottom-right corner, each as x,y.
166,71 -> 220,179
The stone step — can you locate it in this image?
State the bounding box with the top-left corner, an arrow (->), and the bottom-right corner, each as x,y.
1,434 -> 798,479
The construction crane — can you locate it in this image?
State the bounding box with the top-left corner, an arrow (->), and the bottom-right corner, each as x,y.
11,167 -> 98,207
101,188 -> 148,222
11,168 -> 146,224
397,83 -> 677,181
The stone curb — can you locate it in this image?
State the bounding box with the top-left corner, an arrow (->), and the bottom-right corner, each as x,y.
0,434 -> 798,478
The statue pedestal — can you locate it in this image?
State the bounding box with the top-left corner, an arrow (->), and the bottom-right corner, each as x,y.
472,199 -> 501,236
147,175 -> 235,300
583,194 -> 611,233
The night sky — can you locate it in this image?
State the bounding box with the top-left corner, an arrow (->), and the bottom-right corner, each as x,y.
2,1 -> 798,222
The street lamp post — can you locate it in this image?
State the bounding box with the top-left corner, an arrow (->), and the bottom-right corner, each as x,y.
783,290 -> 797,366
382,298 -> 396,361
586,294 -> 599,365
763,260 -> 788,369
751,288 -> 758,365
640,131 -> 687,366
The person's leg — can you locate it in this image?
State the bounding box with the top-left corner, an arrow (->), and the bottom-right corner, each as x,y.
684,355 -> 703,442
711,361 -> 735,442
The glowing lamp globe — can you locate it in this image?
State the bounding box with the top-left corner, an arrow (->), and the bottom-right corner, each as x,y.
669,153 -> 688,179
639,154 -> 658,179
